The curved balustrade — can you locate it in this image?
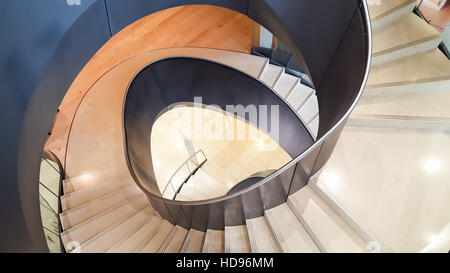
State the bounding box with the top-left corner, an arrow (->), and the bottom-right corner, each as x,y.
162,150 -> 207,200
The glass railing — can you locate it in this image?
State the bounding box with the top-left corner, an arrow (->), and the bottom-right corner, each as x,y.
39,151 -> 64,253
161,150 -> 207,200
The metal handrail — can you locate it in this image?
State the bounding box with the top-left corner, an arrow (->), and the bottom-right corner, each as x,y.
161,150 -> 207,200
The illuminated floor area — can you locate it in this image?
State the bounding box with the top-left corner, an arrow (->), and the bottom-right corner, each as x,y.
151,106 -> 292,199
313,126 -> 450,252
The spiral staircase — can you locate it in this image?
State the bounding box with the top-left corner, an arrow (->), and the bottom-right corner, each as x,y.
1,0 -> 449,253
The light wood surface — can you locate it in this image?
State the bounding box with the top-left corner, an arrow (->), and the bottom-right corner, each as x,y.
155,106 -> 292,200
61,195 -> 149,251
139,220 -> 175,252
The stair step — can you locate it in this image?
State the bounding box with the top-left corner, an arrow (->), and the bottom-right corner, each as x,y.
224,225 -> 251,253
420,223 -> 450,253
259,64 -> 284,88
79,206 -> 155,253
175,194 -> 193,201
107,214 -> 163,253
288,186 -> 367,253
368,0 -> 417,30
422,0 -> 448,11
60,176 -> 135,211
246,216 -> 281,253
178,180 -> 220,200
180,229 -> 206,253
202,229 -> 224,253
39,160 -> 60,195
273,73 -> 299,98
357,87 -> 450,118
139,220 -> 174,253
61,195 -> 149,251
187,48 -> 269,79
372,13 -> 442,66
265,203 -> 320,253
365,49 -> 450,96
62,170 -> 130,194
177,184 -> 204,200
310,127 -> 450,253
59,184 -> 143,230
158,225 -> 189,253
286,83 -> 315,111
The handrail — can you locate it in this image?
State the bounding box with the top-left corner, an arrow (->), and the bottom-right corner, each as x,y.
162,149 -> 207,200
1,0 -> 373,251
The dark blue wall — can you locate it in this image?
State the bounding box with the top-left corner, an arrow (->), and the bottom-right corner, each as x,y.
123,57 -> 314,198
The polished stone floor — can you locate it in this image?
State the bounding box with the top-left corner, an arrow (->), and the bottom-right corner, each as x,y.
44,2 -> 449,253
